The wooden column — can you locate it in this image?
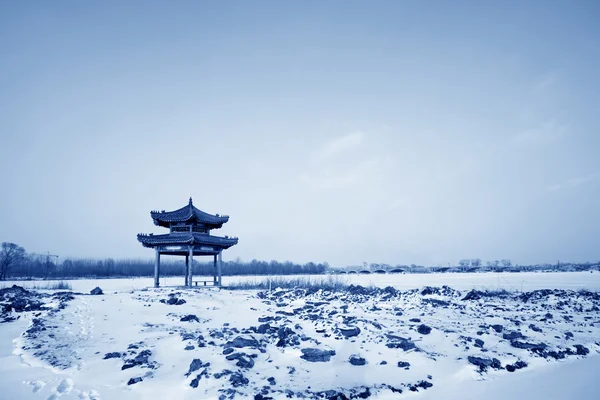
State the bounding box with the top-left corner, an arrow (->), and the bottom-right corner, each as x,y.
217,251 -> 223,287
188,246 -> 194,287
154,248 -> 160,288
185,255 -> 189,286
213,254 -> 218,285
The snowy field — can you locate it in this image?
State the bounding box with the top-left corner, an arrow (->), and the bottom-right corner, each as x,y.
0,272 -> 598,400
2,270 -> 600,293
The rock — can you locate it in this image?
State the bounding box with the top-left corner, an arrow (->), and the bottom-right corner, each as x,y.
339,326 -> 361,338
380,360 -> 388,365
386,338 -> 417,351
226,352 -> 255,369
229,371 -> 249,387
186,359 -> 206,376
190,369 -> 208,388
490,324 -> 504,333
503,331 -> 525,340
90,287 -> 103,295
409,318 -> 421,323
574,344 -> 589,355
397,361 -> 410,369
267,377 -> 276,385
257,323 -> 271,334
223,347 -> 234,355
133,349 -> 152,365
474,338 -> 484,348
180,314 -> 200,322
510,340 -> 547,352
349,355 -> 366,366
528,324 -> 543,332
184,345 -> 195,351
467,356 -> 502,371
462,290 -> 482,301
103,352 -> 122,359
300,348 -> 336,362
127,377 -> 143,385
417,324 -> 432,335
225,335 -> 260,349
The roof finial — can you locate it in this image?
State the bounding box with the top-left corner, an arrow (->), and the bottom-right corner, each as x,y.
189,197 -> 193,205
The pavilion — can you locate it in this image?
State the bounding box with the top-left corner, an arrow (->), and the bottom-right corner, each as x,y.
137,198 -> 238,288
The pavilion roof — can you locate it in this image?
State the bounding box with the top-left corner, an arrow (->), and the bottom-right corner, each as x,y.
150,198 -> 229,228
137,232 -> 238,249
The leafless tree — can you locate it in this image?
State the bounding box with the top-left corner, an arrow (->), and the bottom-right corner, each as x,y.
0,242 -> 26,280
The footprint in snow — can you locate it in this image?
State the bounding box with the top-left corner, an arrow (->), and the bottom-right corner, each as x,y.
24,380 -> 46,393
78,389 -> 101,400
46,378 -> 73,399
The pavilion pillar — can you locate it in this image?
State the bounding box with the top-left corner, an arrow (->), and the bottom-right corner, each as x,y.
185,255 -> 189,286
213,254 -> 218,285
188,246 -> 194,287
217,251 -> 223,287
154,248 -> 160,288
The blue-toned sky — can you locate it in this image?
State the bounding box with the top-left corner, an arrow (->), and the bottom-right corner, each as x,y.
1,1 -> 598,266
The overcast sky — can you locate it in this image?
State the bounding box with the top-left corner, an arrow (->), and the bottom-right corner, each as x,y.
1,1 -> 599,267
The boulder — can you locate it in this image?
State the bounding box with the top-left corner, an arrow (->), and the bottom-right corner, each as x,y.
90,287 -> 103,295
349,355 -> 367,366
180,314 -> 200,322
397,361 -> 410,369
300,348 -> 336,362
417,324 -> 432,335
339,326 -> 361,338
225,335 -> 260,349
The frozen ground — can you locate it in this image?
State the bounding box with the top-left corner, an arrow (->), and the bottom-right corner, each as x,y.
2,270 -> 600,293
0,273 -> 598,400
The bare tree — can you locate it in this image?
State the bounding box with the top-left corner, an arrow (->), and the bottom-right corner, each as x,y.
0,242 -> 26,280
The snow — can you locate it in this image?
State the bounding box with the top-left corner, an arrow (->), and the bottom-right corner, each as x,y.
0,272 -> 599,399
2,270 -> 600,293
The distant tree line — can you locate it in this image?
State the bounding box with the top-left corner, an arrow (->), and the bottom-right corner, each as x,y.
0,242 -> 328,279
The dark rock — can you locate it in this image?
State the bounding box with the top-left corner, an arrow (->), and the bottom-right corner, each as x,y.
186,359 -> 207,376
417,324 -> 432,335
474,339 -> 484,348
510,340 -> 547,352
300,348 -> 336,362
229,371 -> 249,387
226,352 -> 255,369
503,331 -> 525,340
184,345 -> 195,351
180,314 -> 200,322
90,287 -> 103,295
349,355 -> 366,366
225,335 -> 260,349
574,344 -> 589,355
467,356 -> 502,371
397,361 -> 410,369
267,377 -> 276,385
127,377 -> 143,385
339,326 -> 361,338
380,360 -> 388,365
490,324 -> 504,333
409,318 -> 421,323
257,323 -> 271,334
190,369 -> 208,388
103,352 -> 122,359
462,290 -> 482,301
386,338 -> 417,351
223,348 -> 234,355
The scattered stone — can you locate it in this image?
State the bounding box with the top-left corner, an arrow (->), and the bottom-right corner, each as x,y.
229,371 -> 249,387
180,314 -> 199,322
103,352 -> 122,360
417,324 -> 432,335
226,352 -> 255,369
300,348 -> 336,362
490,324 -> 504,333
467,356 -> 502,371
397,361 -> 410,369
503,331 -> 525,340
225,335 -> 260,349
339,326 -> 361,338
127,377 -> 142,385
90,287 -> 103,295
349,355 -> 367,366
574,344 -> 589,355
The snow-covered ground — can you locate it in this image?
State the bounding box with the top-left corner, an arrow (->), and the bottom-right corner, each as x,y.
2,270 -> 600,293
0,273 -> 599,399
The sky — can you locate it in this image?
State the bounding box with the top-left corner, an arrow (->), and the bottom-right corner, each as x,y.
0,1 -> 599,267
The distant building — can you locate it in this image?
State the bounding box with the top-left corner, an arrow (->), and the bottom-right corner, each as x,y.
138,198 -> 238,288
